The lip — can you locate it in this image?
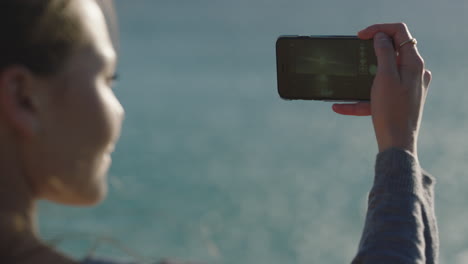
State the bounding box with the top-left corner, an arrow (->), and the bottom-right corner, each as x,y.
107,144 -> 116,153
104,153 -> 112,164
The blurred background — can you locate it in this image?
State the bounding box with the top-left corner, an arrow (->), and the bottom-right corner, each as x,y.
39,0 -> 468,263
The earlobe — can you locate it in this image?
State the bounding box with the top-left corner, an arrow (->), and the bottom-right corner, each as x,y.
0,66 -> 40,139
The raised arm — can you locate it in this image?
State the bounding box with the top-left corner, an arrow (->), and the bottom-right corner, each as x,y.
333,23 -> 439,263
351,148 -> 438,264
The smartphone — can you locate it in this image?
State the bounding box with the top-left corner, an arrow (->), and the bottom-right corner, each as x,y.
276,35 -> 377,101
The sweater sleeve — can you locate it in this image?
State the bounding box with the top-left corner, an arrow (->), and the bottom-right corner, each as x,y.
351,148 -> 439,264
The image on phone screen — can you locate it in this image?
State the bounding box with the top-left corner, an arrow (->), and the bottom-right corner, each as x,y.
276,36 -> 377,101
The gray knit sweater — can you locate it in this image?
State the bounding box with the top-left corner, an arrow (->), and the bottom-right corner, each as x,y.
81,148 -> 440,264
351,148 -> 439,263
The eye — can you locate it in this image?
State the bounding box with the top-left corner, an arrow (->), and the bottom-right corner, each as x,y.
107,73 -> 119,87
110,73 -> 119,81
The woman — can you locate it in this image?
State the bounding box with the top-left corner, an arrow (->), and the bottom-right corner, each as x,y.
0,0 -> 438,264
0,0 -> 124,263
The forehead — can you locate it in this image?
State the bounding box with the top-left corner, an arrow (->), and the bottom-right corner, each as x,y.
72,0 -> 116,64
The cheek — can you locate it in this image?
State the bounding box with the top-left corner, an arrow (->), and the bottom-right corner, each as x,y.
73,86 -> 115,149
32,82 -> 120,205
77,83 -> 123,150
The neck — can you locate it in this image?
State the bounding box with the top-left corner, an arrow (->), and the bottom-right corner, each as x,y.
0,151 -> 77,264
0,151 -> 40,261
0,127 -> 77,264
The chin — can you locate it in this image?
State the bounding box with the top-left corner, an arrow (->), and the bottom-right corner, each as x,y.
41,158 -> 111,206
45,180 -> 108,207
73,182 -> 109,206
76,186 -> 108,206
66,162 -> 111,206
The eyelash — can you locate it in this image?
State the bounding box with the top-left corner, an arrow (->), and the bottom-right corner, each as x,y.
110,73 -> 119,82
107,73 -> 119,87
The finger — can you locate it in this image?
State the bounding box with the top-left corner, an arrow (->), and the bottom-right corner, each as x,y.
358,23 -> 412,48
423,70 -> 432,88
422,70 -> 432,99
373,32 -> 398,78
332,102 -> 371,116
358,23 -> 422,67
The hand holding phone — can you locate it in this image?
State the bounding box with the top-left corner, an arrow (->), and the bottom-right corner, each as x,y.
333,23 -> 431,155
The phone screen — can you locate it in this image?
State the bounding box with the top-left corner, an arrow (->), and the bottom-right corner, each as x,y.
276,36 -> 377,101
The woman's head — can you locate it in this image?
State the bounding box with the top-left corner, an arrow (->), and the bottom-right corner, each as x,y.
0,0 -> 124,206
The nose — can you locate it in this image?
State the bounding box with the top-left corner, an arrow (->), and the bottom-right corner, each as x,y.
115,99 -> 125,123
112,102 -> 125,145
119,104 -> 125,123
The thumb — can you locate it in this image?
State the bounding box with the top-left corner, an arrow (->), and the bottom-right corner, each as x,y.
373,32 -> 398,78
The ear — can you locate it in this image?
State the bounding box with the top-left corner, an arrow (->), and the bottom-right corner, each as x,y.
0,66 -> 41,139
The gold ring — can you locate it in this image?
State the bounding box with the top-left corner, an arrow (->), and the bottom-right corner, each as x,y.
398,38 -> 417,50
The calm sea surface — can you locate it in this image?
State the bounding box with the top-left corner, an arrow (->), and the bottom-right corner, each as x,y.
39,0 -> 468,263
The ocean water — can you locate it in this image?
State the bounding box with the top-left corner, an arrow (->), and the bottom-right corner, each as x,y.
39,0 -> 468,263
